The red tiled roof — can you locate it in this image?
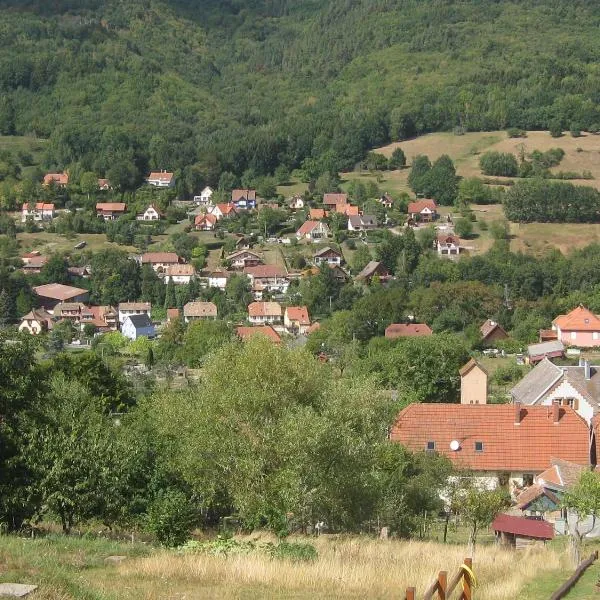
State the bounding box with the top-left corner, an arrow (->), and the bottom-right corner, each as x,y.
147,171 -> 174,182
195,214 -> 217,226
216,203 -> 237,215
96,202 -> 126,212
244,265 -> 287,278
236,325 -> 281,343
165,264 -> 195,276
231,189 -> 256,202
167,308 -> 180,320
437,234 -> 460,245
184,301 -> 217,318
553,305 -> 600,332
297,221 -> 322,235
248,301 -> 282,318
307,322 -> 321,334
33,283 -> 88,301
385,323 -> 433,339
323,193 -> 348,205
333,204 -> 359,216
22,202 -> 55,211
309,208 -> 328,220
491,514 -> 554,540
390,404 -> 593,472
408,199 -> 437,214
141,252 -> 180,264
480,319 -> 508,340
285,306 -> 310,325
43,172 -> 68,186
540,329 -> 558,341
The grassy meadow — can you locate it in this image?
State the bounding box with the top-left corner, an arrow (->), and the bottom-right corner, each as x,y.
0,532 -> 591,600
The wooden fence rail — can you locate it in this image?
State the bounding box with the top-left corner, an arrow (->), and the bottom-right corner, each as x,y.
405,557 -> 473,600
549,550 -> 598,600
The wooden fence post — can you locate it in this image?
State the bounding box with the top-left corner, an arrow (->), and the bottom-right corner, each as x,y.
405,586 -> 415,600
438,571 -> 447,600
462,557 -> 473,600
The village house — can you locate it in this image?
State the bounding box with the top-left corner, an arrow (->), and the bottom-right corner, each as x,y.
435,234 -> 461,257
348,214 -> 377,232
244,265 -> 289,297
296,220 -> 331,241
460,359 -> 488,405
390,403 -> 597,495
21,254 -> 48,274
183,301 -> 218,322
288,195 -> 305,210
164,264 -> 196,285
313,246 -> 343,266
206,269 -> 232,291
527,340 -> 565,364
96,202 -> 127,221
146,171 -> 175,188
407,199 -> 437,223
248,301 -> 283,325
194,213 -> 217,231
121,313 -> 156,340
33,283 -> 89,311
141,252 -> 180,273
118,301 -> 151,324
136,204 -> 163,221
194,186 -> 213,205
379,193 -> 394,208
167,308 -> 180,322
284,306 -> 310,334
309,208 -> 328,220
231,189 -> 257,210
385,323 -> 433,339
53,302 -> 88,324
43,172 -> 69,187
355,260 -> 390,284
21,202 -> 55,222
209,203 -> 238,220
18,309 -> 54,335
226,250 -> 263,270
552,305 -> 600,347
79,305 -> 118,332
492,513 -> 554,549
97,178 -> 111,191
333,204 -> 360,217
236,325 -> 281,344
480,319 -> 509,346
68,265 -> 91,279
511,357 -> 600,424
323,193 -> 348,209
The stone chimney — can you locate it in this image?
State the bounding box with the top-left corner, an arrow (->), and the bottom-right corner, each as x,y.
514,401 -> 522,425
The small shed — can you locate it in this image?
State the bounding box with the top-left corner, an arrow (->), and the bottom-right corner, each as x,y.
492,513 -> 554,549
527,340 -> 565,364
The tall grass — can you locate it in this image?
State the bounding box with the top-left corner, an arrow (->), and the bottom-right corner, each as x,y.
118,535 -> 569,599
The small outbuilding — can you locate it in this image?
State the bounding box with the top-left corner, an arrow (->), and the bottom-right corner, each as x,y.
492,513 -> 554,549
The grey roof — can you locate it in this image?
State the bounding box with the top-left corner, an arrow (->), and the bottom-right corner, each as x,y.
126,314 -> 153,329
527,340 -> 565,357
511,358 -> 562,404
560,365 -> 600,409
356,260 -> 388,280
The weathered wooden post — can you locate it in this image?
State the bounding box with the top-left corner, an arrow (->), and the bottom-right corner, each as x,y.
438,571 -> 447,600
462,557 -> 473,600
405,586 -> 416,600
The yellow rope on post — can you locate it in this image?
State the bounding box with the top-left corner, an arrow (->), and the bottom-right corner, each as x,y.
461,563 -> 477,590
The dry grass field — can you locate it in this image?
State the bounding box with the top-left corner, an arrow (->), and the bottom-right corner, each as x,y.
16,231 -> 137,255
0,533 -> 586,600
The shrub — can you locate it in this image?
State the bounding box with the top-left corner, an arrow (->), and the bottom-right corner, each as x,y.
479,152 -> 518,177
492,363 -> 527,385
506,128 -> 527,138
478,219 -> 488,231
267,541 -> 318,562
454,218 -> 473,238
146,490 -> 198,547
549,124 -> 563,138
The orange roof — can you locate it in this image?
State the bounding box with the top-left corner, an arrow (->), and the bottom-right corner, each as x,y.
285,306 -> 310,325
297,220 -> 322,236
437,234 -> 460,245
167,308 -> 180,320
195,214 -> 217,225
165,264 -> 195,276
33,283 -> 88,301
391,404 -> 594,472
309,208 -> 328,220
147,171 -> 174,182
183,301 -> 217,318
248,301 -> 282,318
141,252 -> 180,264
22,202 -> 54,211
43,172 -> 68,186
407,199 -> 437,214
244,265 -> 287,278
323,193 -> 348,206
231,189 -> 256,202
553,305 -> 600,332
332,204 -> 359,216
216,203 -> 237,215
385,323 -> 432,339
236,325 -> 281,344
96,202 -> 126,212
307,322 -> 321,334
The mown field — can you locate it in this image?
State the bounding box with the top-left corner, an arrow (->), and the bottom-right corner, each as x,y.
0,532 -> 592,600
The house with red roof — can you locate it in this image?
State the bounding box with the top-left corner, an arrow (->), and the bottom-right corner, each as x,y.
480,319 -> 508,345
21,202 -> 55,222
226,250 -> 262,270
390,403 -> 597,494
552,305 -> 600,347
18,309 -> 54,335
209,203 -> 238,220
141,252 -> 180,274
244,265 -> 290,298
296,220 -> 331,241
407,199 -> 437,222
248,301 -> 282,325
385,323 -> 433,339
43,172 -> 69,187
96,202 -> 126,221
284,306 -> 310,334
33,283 -> 89,310
146,171 -> 175,188
231,189 -> 256,209
492,513 -> 554,548
194,213 -> 217,231
323,193 -> 348,209
309,208 -> 328,220
435,234 -> 461,256
236,325 -> 281,344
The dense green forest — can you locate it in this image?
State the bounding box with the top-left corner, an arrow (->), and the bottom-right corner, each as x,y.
2,0 -> 600,188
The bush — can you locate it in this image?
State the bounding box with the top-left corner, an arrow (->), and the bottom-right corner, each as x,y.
492,363 -> 527,385
454,218 -> 474,238
570,124 -> 582,138
506,128 -> 527,138
267,541 -> 318,562
478,219 -> 488,231
479,152 -> 518,177
146,490 -> 198,547
549,123 -> 563,138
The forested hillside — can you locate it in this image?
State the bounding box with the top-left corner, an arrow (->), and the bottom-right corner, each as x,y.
2,0 -> 600,187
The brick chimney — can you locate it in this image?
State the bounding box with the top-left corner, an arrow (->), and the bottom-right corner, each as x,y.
585,360 -> 592,381
514,401 -> 522,425
553,400 -> 560,424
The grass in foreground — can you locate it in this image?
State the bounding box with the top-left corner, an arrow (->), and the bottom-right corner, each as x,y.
0,532 -> 580,599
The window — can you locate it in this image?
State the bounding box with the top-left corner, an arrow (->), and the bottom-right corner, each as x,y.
426,441 -> 436,451
594,332 -> 599,340
571,331 -> 577,340
523,474 -> 534,486
475,441 -> 484,452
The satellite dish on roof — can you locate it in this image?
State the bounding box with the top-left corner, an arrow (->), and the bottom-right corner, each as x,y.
450,440 -> 460,451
